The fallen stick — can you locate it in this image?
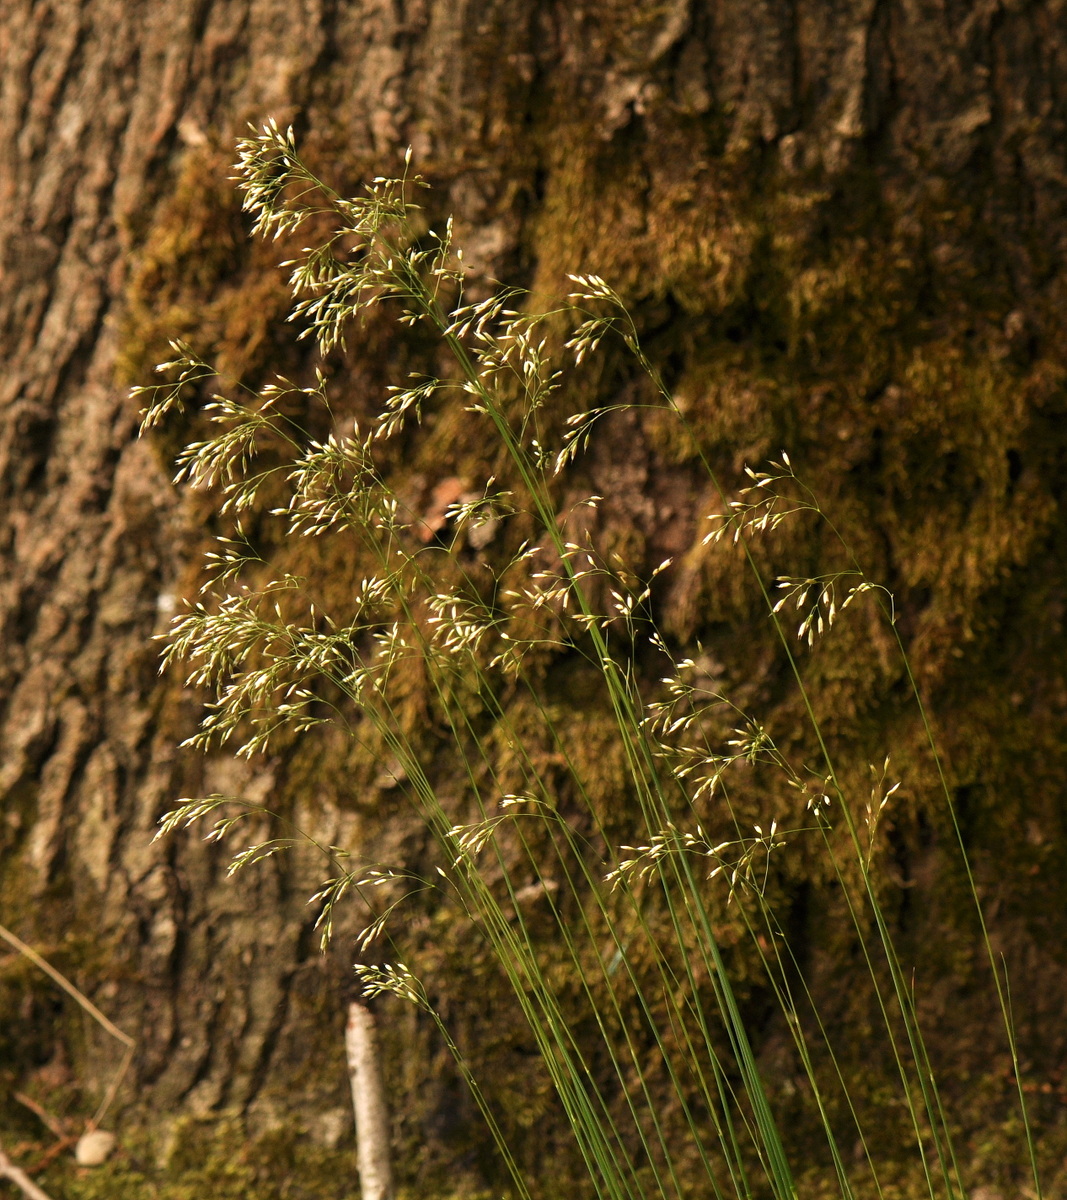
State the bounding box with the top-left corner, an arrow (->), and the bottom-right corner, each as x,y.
345,998 -> 394,1200
0,923 -> 135,1128
0,1136 -> 56,1200
25,1137 -> 78,1177
12,1094 -> 65,1140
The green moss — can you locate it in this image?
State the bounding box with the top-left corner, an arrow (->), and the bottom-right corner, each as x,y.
31,1117 -> 359,1200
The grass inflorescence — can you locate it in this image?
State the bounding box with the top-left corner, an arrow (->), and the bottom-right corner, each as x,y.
134,121 -> 1041,1200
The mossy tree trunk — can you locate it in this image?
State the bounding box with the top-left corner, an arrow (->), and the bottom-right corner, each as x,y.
2,0 -> 1067,1194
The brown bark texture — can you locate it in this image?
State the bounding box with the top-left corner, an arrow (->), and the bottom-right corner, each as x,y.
2,0 -> 1067,1196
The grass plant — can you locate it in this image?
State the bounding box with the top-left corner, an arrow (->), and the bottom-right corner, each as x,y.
134,122 -> 1041,1200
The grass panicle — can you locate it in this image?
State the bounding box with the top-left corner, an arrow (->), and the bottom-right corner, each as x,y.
137,124 -> 1042,1200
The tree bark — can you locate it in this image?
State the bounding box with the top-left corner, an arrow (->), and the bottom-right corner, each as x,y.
2,0 -> 1067,1195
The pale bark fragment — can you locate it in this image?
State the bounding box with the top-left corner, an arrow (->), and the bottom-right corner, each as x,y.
346,999 -> 395,1200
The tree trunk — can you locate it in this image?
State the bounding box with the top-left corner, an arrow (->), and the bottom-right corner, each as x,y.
2,0 -> 1067,1195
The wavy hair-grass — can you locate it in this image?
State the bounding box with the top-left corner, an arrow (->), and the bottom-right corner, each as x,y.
135,122 -> 1041,1200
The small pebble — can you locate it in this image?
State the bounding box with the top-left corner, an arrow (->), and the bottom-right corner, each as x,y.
75,1130 -> 116,1166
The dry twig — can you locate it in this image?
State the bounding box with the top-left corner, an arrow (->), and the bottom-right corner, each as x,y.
12,1094 -> 65,1140
0,1135 -> 55,1200
0,923 -> 135,1128
25,1137 -> 79,1178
